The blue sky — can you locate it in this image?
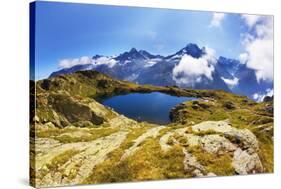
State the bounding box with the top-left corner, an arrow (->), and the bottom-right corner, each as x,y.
34,1 -> 250,80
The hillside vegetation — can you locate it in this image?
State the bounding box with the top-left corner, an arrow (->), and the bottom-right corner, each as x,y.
30,70 -> 273,188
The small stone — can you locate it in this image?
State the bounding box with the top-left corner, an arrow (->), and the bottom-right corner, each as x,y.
207,172 -> 217,177
223,101 -> 235,110
192,169 -> 204,177
190,121 -> 195,125
44,122 -> 56,129
33,115 -> 40,122
42,165 -> 49,172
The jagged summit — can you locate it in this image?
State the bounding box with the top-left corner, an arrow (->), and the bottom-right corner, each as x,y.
165,43 -> 205,59
129,47 -> 138,53
115,47 -> 147,61
92,54 -> 102,59
177,43 -> 205,58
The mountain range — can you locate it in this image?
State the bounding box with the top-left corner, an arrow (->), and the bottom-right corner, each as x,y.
49,43 -> 273,100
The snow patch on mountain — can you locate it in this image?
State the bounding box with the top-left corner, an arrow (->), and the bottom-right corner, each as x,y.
124,73 -> 139,81
166,54 -> 182,61
144,61 -> 157,67
144,58 -> 163,68
221,77 -> 239,89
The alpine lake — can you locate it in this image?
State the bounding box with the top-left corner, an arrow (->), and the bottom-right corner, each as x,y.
99,92 -> 196,124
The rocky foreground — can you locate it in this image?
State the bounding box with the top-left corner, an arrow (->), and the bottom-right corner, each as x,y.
30,71 -> 273,188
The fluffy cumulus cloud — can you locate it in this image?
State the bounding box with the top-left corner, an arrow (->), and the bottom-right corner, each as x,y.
59,56 -> 92,69
241,15 -> 263,28
92,56 -> 117,68
58,56 -> 118,69
239,14 -> 273,82
238,53 -> 248,64
172,47 -> 216,87
252,88 -> 273,102
210,13 -> 226,27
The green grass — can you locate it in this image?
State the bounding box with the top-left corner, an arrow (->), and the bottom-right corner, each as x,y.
36,126 -> 119,143
192,129 -> 218,136
34,70 -> 274,182
83,139 -> 188,184
251,125 -> 274,173
82,127 -> 193,184
188,145 -> 235,176
37,149 -> 80,181
47,149 -> 80,171
81,127 -> 151,184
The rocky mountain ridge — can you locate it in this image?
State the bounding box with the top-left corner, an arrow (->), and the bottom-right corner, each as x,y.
49,43 -> 273,100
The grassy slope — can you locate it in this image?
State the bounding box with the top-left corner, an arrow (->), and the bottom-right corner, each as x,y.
31,70 -> 273,187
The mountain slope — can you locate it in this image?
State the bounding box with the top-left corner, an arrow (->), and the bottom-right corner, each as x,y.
31,70 -> 273,187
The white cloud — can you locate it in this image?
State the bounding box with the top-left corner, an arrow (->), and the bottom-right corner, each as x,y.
172,48 -> 216,87
203,46 -> 216,57
210,13 -> 226,28
252,88 -> 273,102
241,15 -> 263,28
92,56 -> 117,68
238,53 -> 248,64
245,38 -> 273,81
58,56 -> 118,69
221,77 -> 239,89
239,14 -> 273,82
59,56 -> 92,69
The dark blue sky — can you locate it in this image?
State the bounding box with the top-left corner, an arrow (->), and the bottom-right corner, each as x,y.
34,1 -> 248,79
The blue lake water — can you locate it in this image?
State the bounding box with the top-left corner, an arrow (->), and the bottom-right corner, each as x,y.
100,92 -> 195,124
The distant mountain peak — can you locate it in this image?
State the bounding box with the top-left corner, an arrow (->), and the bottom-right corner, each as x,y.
180,43 -> 205,58
92,55 -> 102,59
115,47 -> 146,61
185,43 -> 199,49
166,43 -> 205,59
129,47 -> 138,53
138,49 -> 148,54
